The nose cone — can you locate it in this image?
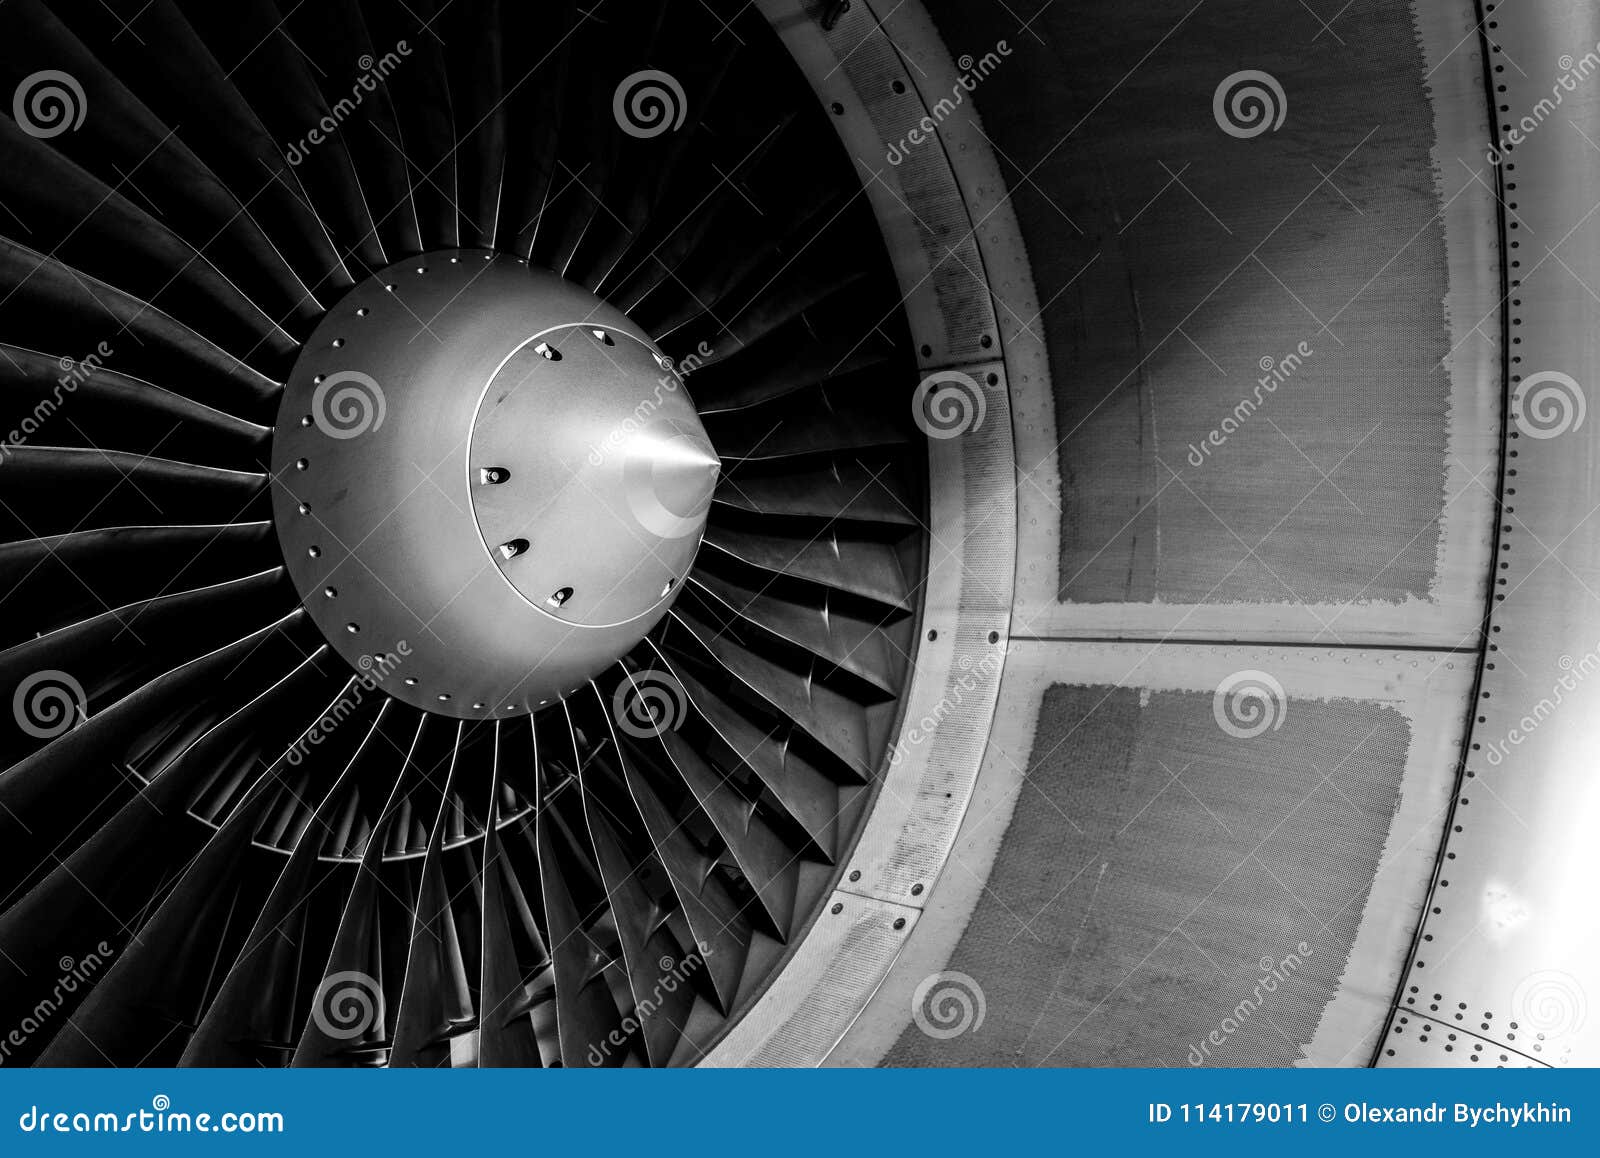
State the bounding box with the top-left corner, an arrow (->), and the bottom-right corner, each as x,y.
469,325 -> 719,629
274,254 -> 720,717
619,423 -> 721,541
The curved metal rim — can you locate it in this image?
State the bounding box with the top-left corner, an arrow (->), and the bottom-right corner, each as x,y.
699,0 -> 1026,1066
1375,0 -> 1600,1068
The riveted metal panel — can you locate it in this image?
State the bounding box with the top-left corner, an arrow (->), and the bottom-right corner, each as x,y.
1382,1012 -> 1545,1069
1377,0 -> 1600,1070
